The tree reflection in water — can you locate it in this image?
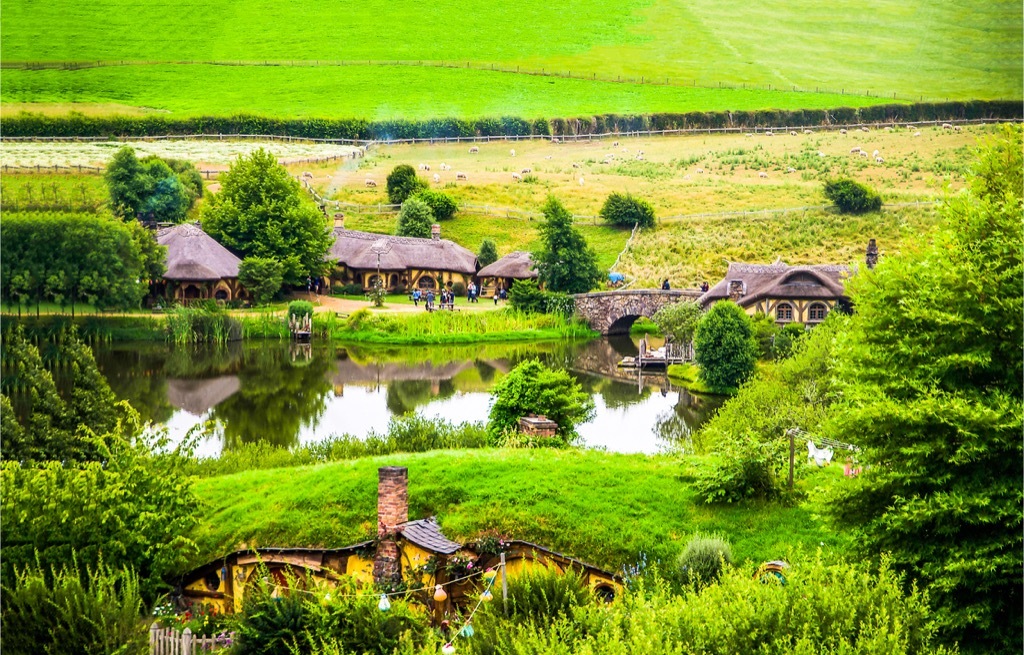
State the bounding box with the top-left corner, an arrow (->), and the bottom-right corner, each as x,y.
654,387 -> 724,453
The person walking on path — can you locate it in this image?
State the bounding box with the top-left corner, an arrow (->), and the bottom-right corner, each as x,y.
413,289 -> 421,307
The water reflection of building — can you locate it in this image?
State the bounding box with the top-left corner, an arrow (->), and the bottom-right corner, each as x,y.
166,376 -> 241,416
331,359 -> 473,387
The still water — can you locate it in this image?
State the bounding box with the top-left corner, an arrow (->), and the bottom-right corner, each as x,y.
93,338 -> 724,458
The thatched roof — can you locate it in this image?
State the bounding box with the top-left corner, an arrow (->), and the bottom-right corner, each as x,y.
328,228 -> 477,274
699,262 -> 849,308
477,251 -> 537,279
157,223 -> 241,281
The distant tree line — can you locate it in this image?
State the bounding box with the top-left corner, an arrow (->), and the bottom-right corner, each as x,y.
2,101 -> 1018,139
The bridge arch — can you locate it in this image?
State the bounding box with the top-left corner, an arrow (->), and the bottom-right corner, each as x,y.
573,289 -> 702,335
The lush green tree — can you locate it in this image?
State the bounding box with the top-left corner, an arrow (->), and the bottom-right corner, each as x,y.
487,359 -> 595,443
202,149 -> 331,286
478,238 -> 499,267
600,191 -> 656,228
693,301 -> 757,391
823,178 -> 882,213
395,196 -> 433,238
125,219 -> 168,283
238,256 -> 284,304
413,189 -> 457,221
825,125 -> 1023,653
105,147 -> 199,222
652,301 -> 702,350
0,213 -> 150,313
386,164 -> 428,205
507,278 -> 546,313
533,196 -> 602,294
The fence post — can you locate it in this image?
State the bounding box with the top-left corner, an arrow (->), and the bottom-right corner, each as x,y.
182,628 -> 192,655
150,622 -> 159,655
500,552 -> 508,613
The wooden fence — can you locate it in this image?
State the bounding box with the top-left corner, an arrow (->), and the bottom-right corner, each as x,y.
149,623 -> 234,655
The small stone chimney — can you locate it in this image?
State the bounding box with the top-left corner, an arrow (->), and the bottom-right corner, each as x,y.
728,280 -> 745,302
431,224 -> 441,241
519,414 -> 558,438
333,213 -> 345,230
865,238 -> 878,269
373,466 -> 408,586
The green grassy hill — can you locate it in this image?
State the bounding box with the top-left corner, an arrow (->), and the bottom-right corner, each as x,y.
188,449 -> 850,573
2,0 -> 1019,119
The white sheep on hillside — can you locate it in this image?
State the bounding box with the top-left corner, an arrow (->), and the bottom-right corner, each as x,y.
510,149 -> 516,157
803,129 -> 813,134
572,162 -> 581,168
942,123 -> 953,130
787,167 -> 796,173
365,179 -> 377,187
469,146 -> 480,153
511,172 -> 522,181
840,129 -> 848,134
913,132 -> 921,137
521,168 -> 532,174
440,163 -> 451,171
456,172 -> 468,180
817,151 -> 826,157
696,168 -> 705,174
433,173 -> 441,183
875,156 -> 885,163
578,176 -> 585,186
758,171 -> 768,178
790,131 -> 798,136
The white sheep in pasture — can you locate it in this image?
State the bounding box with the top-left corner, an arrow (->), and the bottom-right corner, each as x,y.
456,172 -> 468,180
745,133 -> 754,137
787,167 -> 796,173
433,173 -> 441,183
510,149 -> 516,157
635,154 -> 644,161
365,179 -> 377,187
550,138 -> 560,144
765,131 -> 774,136
683,174 -> 691,180
440,163 -> 451,171
913,132 -> 921,137
578,176 -> 585,186
545,155 -> 552,160
942,123 -> 953,130
418,163 -> 429,171
302,171 -> 313,179
612,141 -> 619,147
850,147 -> 862,154
859,151 -> 869,158
885,126 -> 893,132
803,129 -> 813,134
790,131 -> 798,136
521,168 -> 532,174
572,162 -> 581,169
511,172 -> 522,181
860,126 -> 869,132
469,146 -> 480,153
817,151 -> 826,157
954,125 -> 962,132
839,129 -> 848,134
758,172 -> 768,178
696,168 -> 705,174
875,156 -> 885,163
872,149 -> 879,157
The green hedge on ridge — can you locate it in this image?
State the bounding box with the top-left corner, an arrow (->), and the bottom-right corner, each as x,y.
1,101 -> 1019,139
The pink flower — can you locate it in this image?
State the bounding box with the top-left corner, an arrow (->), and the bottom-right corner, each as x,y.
467,562 -> 474,569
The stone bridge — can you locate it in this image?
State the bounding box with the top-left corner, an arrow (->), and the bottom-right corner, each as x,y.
574,289 -> 702,335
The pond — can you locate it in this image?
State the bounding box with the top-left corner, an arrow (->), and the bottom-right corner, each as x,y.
92,337 -> 724,457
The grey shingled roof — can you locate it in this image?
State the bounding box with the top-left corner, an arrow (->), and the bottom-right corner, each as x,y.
398,517 -> 462,555
329,228 -> 477,274
157,223 -> 241,281
698,262 -> 849,308
476,251 -> 538,279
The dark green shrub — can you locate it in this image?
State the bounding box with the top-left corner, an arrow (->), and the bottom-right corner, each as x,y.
599,192 -> 656,228
288,300 -> 314,320
451,281 -> 466,296
694,301 -> 757,391
824,178 -> 883,213
1,559 -> 147,655
386,165 -> 428,205
239,256 -> 284,305
395,197 -> 433,238
234,573 -> 309,655
507,279 -> 546,313
675,533 -> 733,587
336,282 -> 364,295
478,239 -> 499,267
693,434 -> 787,503
772,322 -> 806,359
412,189 -> 457,221
487,359 -> 595,444
750,312 -> 778,359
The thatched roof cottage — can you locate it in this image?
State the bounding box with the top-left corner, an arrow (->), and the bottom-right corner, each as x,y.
328,217 -> 477,292
154,223 -> 246,303
476,251 -> 537,296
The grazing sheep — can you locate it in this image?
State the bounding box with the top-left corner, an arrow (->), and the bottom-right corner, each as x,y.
817,151 -> 826,157
859,151 -> 869,158
851,147 -> 862,154
440,163 -> 451,171
745,133 -> 754,137
803,129 -> 813,134
696,168 -> 705,174
572,162 -> 581,169
469,146 -> 480,153
433,173 -> 441,183
510,149 -> 516,157
365,179 -> 377,187
612,141 -> 619,146
860,126 -> 870,132
758,172 -> 768,178
418,163 -> 428,171
511,172 -> 522,181
790,131 -> 798,136
302,171 -> 313,179
954,125 -> 962,132
913,132 -> 921,137
521,168 -> 532,174
942,123 -> 953,130
634,154 -> 644,161
885,126 -> 894,132
787,167 -> 796,173
840,129 -> 848,134
872,150 -> 879,157
545,155 -> 552,160
765,131 -> 774,136
683,174 -> 691,180
875,156 -> 885,163
578,176 -> 585,186
456,172 -> 468,180
550,138 -> 560,144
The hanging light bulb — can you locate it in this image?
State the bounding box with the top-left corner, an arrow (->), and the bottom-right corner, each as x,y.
433,584 -> 448,602
459,623 -> 475,638
480,589 -> 493,603
441,643 -> 456,655
378,594 -> 391,612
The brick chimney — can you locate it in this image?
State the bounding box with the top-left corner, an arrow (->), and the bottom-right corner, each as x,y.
431,224 -> 441,241
865,238 -> 878,269
373,467 -> 408,586
333,213 -> 345,230
728,280 -> 745,302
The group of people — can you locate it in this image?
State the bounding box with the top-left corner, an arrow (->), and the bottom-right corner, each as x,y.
412,288 -> 458,311
466,282 -> 480,303
306,276 -> 323,296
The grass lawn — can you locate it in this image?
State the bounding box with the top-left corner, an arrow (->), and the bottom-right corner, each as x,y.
188,448 -> 851,573
2,0 -> 1019,119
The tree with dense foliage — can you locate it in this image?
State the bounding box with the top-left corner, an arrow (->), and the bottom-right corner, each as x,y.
413,189 -> 457,221
533,196 -> 602,294
105,147 -> 201,222
395,196 -> 434,238
0,212 -> 155,313
478,238 -> 499,267
825,125 -> 1023,653
386,164 -> 428,205
488,359 -> 595,443
202,149 -> 331,286
238,256 -> 284,304
652,300 -> 702,351
600,191 -> 656,228
693,301 -> 757,391
507,278 -> 546,313
823,178 -> 882,213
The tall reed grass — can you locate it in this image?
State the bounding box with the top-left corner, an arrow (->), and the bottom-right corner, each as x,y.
166,306 -> 242,345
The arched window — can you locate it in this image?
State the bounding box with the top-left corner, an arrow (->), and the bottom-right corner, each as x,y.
367,274 -> 383,288
417,276 -> 436,289
389,274 -> 399,288
214,289 -> 229,300
776,302 -> 793,321
808,303 -> 829,322
594,584 -> 616,603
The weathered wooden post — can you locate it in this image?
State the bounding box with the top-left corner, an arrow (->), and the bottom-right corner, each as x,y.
150,622 -> 159,655
500,552 -> 508,614
182,627 -> 192,655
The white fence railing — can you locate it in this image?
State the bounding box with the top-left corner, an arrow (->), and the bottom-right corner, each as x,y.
149,623 -> 234,655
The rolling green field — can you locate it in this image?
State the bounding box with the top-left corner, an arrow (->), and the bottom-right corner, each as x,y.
1,0 -> 1019,120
